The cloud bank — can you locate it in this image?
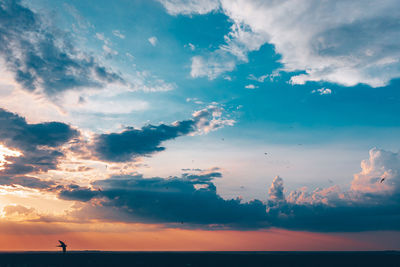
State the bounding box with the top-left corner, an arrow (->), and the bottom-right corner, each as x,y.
57,148 -> 400,231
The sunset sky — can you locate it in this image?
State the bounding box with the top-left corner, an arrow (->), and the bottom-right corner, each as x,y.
0,0 -> 399,251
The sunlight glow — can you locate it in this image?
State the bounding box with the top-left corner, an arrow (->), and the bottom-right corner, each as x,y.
0,144 -> 22,170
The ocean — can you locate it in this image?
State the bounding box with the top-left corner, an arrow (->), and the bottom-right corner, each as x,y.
0,251 -> 399,267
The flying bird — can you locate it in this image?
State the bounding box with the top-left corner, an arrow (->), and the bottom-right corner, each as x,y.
57,240 -> 67,254
380,178 -> 385,183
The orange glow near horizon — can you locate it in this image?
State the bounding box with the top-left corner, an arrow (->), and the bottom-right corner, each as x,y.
0,222 -> 398,251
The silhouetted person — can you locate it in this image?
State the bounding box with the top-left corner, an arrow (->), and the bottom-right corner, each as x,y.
57,240 -> 67,254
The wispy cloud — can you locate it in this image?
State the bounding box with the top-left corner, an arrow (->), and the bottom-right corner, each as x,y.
112,29 -> 125,39
0,0 -> 124,97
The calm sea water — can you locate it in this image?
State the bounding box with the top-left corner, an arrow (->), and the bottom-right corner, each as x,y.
0,251 -> 399,267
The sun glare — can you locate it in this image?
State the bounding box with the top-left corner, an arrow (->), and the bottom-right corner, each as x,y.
0,144 -> 22,170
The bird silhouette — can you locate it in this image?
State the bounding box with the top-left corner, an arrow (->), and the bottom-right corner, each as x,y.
380,178 -> 385,183
57,240 -> 67,254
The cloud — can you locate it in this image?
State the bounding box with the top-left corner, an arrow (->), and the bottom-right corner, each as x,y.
187,43 -> 195,51
58,184 -> 100,202
61,148 -> 400,231
268,176 -> 285,202
244,84 -> 258,89
0,108 -> 79,174
92,106 -> 235,162
0,175 -> 55,189
159,0 -> 400,87
248,71 -> 280,83
148,36 -> 158,46
3,205 -> 35,217
266,148 -> 400,231
0,0 -> 123,97
190,54 -> 236,79
65,173 -> 269,228
351,148 -> 400,195
311,88 -> 332,95
157,0 -> 220,15
112,30 -> 125,39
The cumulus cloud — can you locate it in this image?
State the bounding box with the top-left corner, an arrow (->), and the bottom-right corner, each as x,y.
160,0 -> 400,87
0,0 -> 123,97
268,176 -> 285,202
92,106 -> 235,162
266,148 -> 400,231
351,148 -> 400,195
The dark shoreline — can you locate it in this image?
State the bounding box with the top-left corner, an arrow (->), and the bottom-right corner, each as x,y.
0,251 -> 399,267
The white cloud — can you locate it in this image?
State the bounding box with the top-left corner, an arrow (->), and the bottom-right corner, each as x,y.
187,43 -> 196,51
190,54 -> 236,79
126,52 -> 134,60
191,105 -> 235,134
268,176 -> 285,202
102,45 -> 118,56
311,88 -> 332,95
244,84 -> 258,89
95,33 -> 109,45
248,71 -> 280,83
148,36 -> 158,46
157,0 -> 220,15
96,33 -> 118,56
160,0 -> 400,87
112,30 -> 125,39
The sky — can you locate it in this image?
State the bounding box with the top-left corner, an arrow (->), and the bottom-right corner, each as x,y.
0,0 -> 399,251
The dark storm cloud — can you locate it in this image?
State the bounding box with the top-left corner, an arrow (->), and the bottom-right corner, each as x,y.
0,0 -> 123,96
93,107 -> 227,162
62,173 -> 269,228
0,108 -> 79,174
